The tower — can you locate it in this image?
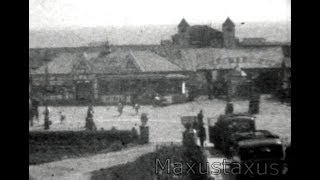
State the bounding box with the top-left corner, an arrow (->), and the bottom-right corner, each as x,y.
178,18 -> 190,34
223,17 -> 236,48
176,18 -> 190,46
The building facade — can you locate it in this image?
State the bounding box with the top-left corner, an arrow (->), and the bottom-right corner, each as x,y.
30,50 -> 190,105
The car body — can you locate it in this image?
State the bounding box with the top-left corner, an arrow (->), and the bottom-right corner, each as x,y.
230,137 -> 285,179
208,113 -> 256,155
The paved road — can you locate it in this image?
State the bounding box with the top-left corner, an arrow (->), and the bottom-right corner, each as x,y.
29,97 -> 290,179
29,143 -> 159,180
29,96 -> 291,144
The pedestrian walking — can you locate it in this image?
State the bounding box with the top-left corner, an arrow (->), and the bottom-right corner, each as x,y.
29,98 -> 33,127
32,98 -> 40,121
197,110 -> 204,127
59,111 -> 66,124
117,102 -> 124,116
131,92 -> 138,108
85,105 -> 97,131
249,92 -> 260,114
198,125 -> 206,147
134,103 -> 140,115
44,106 -> 51,130
196,110 -> 206,147
225,101 -> 234,115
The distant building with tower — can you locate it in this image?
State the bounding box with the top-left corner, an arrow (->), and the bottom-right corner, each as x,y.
171,17 -> 237,48
29,16 -> 291,105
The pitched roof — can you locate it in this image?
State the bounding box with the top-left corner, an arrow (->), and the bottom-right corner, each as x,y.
32,50 -> 182,75
129,51 -> 182,72
32,52 -> 101,75
32,53 -> 78,74
93,51 -> 141,74
178,18 -> 190,28
223,17 -> 235,27
176,47 -> 285,71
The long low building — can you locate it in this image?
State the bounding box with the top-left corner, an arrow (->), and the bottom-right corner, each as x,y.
159,46 -> 290,97
30,44 -> 291,104
30,50 -> 189,105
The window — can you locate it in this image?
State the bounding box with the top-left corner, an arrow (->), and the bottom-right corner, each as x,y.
166,80 -> 181,94
98,80 -> 110,95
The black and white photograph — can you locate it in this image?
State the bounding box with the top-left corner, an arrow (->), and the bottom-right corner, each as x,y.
29,0 -> 291,179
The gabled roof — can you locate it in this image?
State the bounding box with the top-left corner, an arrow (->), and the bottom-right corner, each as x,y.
129,51 -> 182,72
223,17 -> 235,27
32,50 -> 182,75
94,50 -> 182,73
31,53 -> 99,74
178,18 -> 190,28
93,50 -> 141,74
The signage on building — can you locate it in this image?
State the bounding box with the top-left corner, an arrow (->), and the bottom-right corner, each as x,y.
101,95 -> 131,104
73,74 -> 95,82
197,56 -> 281,70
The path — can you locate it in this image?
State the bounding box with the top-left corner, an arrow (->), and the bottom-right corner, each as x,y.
29,143 -> 158,180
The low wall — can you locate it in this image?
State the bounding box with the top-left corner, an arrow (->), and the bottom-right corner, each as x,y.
29,129 -> 139,165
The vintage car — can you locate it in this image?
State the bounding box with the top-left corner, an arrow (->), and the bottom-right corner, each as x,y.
230,135 -> 285,179
208,113 -> 256,155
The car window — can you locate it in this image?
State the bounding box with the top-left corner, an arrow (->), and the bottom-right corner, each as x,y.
239,145 -> 283,161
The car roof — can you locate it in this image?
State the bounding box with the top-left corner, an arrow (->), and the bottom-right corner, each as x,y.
238,138 -> 282,148
220,114 -> 255,121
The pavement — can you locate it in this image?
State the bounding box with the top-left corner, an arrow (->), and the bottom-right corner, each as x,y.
29,143 -> 158,180
29,96 -> 290,179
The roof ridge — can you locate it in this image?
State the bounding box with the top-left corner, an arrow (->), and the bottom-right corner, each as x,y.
129,50 -> 145,72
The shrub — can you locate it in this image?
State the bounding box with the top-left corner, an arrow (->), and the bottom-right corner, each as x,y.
29,130 -> 139,164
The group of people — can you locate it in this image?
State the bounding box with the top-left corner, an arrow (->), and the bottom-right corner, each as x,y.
117,101 -> 141,116
29,98 -> 66,129
85,102 -> 141,131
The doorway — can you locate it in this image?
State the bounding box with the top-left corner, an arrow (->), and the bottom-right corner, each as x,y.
75,81 -> 94,103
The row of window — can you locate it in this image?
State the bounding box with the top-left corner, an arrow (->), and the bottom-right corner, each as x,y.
32,80 -> 183,97
98,80 -> 182,95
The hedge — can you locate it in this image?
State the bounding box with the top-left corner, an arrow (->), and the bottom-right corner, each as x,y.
29,129 -> 139,165
91,145 -> 207,180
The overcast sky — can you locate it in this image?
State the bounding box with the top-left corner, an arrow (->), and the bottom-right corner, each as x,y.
30,0 -> 291,30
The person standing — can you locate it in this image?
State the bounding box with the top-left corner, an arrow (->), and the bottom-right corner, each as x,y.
197,110 -> 206,147
198,125 -> 206,147
197,110 -> 204,127
44,106 -> 51,130
29,97 -> 33,127
59,111 -> 66,124
248,87 -> 260,114
117,102 -> 124,116
85,105 -> 97,131
134,103 -> 140,115
131,92 -> 138,108
225,101 -> 234,115
32,98 -> 39,121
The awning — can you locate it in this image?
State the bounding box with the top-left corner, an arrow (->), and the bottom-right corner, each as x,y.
98,74 -> 165,80
165,74 -> 187,79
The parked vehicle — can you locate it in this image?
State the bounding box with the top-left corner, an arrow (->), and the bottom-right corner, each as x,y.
208,113 -> 256,155
230,135 -> 285,179
209,113 -> 285,179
